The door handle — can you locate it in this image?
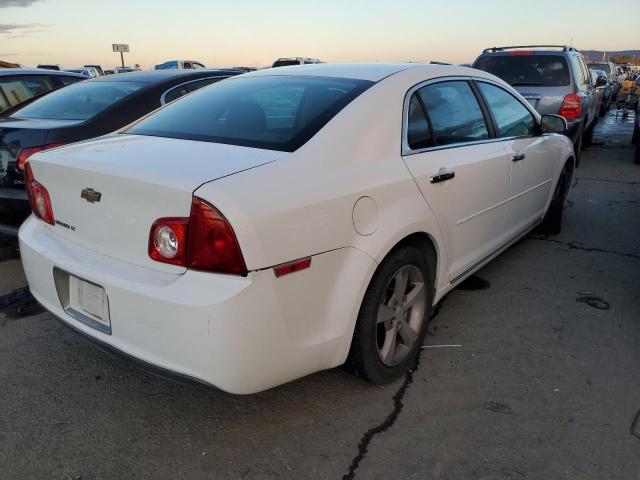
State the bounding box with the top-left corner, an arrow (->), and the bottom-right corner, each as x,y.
512,153 -> 526,162
430,171 -> 455,184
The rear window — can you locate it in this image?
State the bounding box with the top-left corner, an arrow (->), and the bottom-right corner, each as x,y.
474,55 -> 570,87
0,75 -> 55,112
126,75 -> 373,152
273,60 -> 301,68
12,81 -> 146,121
590,63 -> 611,74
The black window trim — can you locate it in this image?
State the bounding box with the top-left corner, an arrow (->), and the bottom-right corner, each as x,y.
402,76 -> 531,156
160,75 -> 231,104
471,79 -> 540,141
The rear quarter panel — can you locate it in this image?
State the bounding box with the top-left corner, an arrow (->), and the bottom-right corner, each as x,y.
193,70 -> 451,298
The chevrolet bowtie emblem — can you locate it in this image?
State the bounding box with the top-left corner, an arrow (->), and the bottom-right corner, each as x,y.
80,188 -> 102,203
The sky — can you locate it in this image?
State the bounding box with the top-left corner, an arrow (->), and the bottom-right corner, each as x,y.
1,0 -> 639,69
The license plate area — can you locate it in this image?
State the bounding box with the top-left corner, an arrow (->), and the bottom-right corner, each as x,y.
53,267 -> 111,335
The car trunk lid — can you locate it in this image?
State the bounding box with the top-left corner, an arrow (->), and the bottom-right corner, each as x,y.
28,134 -> 282,273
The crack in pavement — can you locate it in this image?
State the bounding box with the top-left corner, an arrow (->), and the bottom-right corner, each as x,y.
528,236 -> 640,261
575,177 -> 640,186
631,410 -> 640,440
341,301 -> 445,480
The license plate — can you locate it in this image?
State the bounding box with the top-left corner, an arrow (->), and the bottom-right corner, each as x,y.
53,268 -> 111,334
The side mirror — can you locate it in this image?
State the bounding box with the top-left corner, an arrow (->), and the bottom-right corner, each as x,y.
596,76 -> 607,87
540,114 -> 567,134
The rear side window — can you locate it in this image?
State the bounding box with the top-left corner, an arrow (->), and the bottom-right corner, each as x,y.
163,77 -> 227,104
58,75 -> 84,87
417,81 -> 489,146
12,81 -> 146,120
0,75 -> 55,112
406,94 -> 433,149
127,76 -> 373,152
477,83 -> 535,138
474,55 -> 570,87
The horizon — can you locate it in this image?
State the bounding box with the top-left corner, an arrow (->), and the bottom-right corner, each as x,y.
1,0 -> 639,70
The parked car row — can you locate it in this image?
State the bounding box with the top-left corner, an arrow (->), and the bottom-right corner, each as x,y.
472,45 -> 610,165
0,68 -> 246,233
3,44 -> 631,394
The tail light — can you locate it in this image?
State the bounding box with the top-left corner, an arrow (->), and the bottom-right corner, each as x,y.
17,143 -> 67,171
149,197 -> 247,276
559,93 -> 582,119
24,162 -> 55,225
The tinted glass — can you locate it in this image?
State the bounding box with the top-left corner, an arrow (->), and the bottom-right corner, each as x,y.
474,55 -> 570,87
406,94 -> 433,149
478,83 -> 535,138
155,61 -> 179,70
0,75 -> 55,112
13,81 -> 146,120
418,81 -> 489,146
58,75 -> 83,86
273,60 -> 300,67
163,77 -> 225,103
127,76 -> 372,152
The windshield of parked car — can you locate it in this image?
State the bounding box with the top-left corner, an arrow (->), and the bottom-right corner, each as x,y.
155,61 -> 179,70
473,55 -> 570,87
590,63 -> 611,74
11,81 -> 146,121
126,75 -> 373,152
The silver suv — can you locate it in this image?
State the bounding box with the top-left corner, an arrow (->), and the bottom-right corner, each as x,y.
473,45 -> 603,164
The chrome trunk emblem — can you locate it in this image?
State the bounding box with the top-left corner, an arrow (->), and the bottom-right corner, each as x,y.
80,188 -> 102,203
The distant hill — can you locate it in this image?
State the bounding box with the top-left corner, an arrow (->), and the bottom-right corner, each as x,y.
580,50 -> 640,61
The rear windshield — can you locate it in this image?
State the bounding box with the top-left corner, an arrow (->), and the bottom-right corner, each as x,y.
473,55 -> 571,87
590,63 -> 611,74
126,75 -> 373,152
12,81 -> 146,121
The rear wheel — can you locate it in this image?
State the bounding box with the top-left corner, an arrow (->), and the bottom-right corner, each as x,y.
583,120 -> 595,146
573,134 -> 583,167
635,144 -> 640,165
349,246 -> 433,384
538,163 -> 572,235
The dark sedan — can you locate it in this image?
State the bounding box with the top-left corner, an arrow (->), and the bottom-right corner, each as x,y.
0,69 -> 244,234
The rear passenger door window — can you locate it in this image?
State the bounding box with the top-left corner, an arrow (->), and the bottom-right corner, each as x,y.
417,81 -> 489,146
476,82 -> 535,138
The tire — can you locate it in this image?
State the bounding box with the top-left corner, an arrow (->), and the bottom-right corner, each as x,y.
349,246 -> 433,384
538,163 -> 571,235
583,120 -> 594,147
635,144 -> 640,165
573,134 -> 583,167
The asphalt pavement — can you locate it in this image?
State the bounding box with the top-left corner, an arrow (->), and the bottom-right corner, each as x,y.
0,107 -> 638,480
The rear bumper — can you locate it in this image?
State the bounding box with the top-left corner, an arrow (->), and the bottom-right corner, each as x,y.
19,217 -> 375,394
0,186 -> 29,235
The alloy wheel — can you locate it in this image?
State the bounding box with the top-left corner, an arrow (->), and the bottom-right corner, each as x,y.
375,265 -> 426,366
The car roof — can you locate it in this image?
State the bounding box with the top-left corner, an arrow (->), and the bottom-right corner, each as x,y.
90,68 -> 243,83
243,62 -> 482,82
0,68 -> 86,77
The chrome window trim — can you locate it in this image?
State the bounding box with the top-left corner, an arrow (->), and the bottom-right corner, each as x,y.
160,75 -> 228,104
401,76 -> 542,157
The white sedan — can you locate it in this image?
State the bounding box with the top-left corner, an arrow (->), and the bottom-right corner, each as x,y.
19,63 -> 574,394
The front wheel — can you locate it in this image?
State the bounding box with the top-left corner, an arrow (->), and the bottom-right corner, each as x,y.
349,246 -> 433,384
